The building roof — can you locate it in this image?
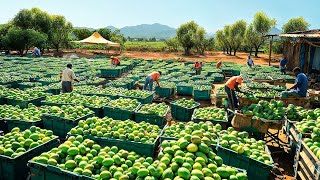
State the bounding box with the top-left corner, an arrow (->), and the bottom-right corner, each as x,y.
278,29 -> 320,38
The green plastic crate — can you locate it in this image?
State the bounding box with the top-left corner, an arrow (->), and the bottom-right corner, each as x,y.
42,113 -> 94,138
216,145 -> 273,180
18,84 -> 35,90
155,87 -> 175,98
134,106 -> 169,127
47,89 -> 60,95
0,137 -> 59,180
103,104 -> 141,120
193,89 -> 211,100
87,106 -> 106,118
176,85 -> 193,96
0,97 -> 6,105
170,101 -> 200,122
0,119 -> 8,133
120,93 -> 154,104
214,76 -> 224,82
6,119 -> 43,132
99,69 -> 122,77
39,81 -> 57,86
191,109 -> 228,129
6,97 -> 45,108
232,69 -> 241,76
28,161 -> 94,180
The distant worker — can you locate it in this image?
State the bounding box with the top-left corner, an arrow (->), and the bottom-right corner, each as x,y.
111,56 -> 120,66
247,55 -> 254,68
143,71 -> 162,91
280,56 -> 289,74
33,47 -> 41,57
61,64 -> 80,93
194,61 -> 202,75
224,75 -> 245,110
216,61 -> 222,69
281,67 -> 308,98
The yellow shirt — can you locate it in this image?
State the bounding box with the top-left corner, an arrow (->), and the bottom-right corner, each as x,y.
61,68 -> 76,82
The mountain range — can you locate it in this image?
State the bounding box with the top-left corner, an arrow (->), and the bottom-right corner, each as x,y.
75,23 -> 282,40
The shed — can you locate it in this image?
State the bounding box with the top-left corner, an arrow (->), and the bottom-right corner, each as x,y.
279,29 -> 320,73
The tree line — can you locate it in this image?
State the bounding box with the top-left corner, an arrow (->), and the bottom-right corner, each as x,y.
0,8 -> 126,56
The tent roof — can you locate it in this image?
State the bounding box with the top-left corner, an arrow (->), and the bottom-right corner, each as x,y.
73,32 -> 120,46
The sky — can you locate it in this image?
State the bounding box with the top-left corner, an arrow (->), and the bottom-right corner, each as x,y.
0,0 -> 319,33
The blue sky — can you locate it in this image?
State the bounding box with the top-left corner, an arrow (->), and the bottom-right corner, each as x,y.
0,0 -> 319,33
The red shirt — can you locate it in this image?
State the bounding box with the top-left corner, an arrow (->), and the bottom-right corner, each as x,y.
225,76 -> 243,90
113,57 -> 120,64
149,72 -> 160,81
195,62 -> 201,68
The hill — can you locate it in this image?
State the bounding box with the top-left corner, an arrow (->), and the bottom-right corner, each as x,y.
119,23 -> 176,39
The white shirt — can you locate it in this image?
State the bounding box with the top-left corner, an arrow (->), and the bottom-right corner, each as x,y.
61,68 -> 76,82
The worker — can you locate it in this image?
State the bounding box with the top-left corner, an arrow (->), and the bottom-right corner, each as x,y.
61,64 -> 80,93
143,71 -> 162,91
280,57 -> 289,74
32,47 -> 41,57
216,61 -> 222,69
281,67 -> 308,98
194,61 -> 202,75
224,75 -> 245,110
247,55 -> 254,68
111,56 -> 120,66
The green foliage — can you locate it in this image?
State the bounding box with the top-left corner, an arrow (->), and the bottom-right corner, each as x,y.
244,24 -> 262,54
73,28 -> 93,40
176,21 -> 198,55
165,37 -> 180,52
49,15 -> 73,51
229,20 -> 247,55
282,17 -> 310,33
0,23 -> 13,49
98,28 -> 112,40
124,41 -> 166,52
110,29 -> 126,46
2,27 -> 47,55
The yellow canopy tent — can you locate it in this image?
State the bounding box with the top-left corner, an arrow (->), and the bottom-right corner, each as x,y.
72,32 -> 120,55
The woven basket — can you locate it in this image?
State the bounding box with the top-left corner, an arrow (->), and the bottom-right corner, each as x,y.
231,112 -> 252,129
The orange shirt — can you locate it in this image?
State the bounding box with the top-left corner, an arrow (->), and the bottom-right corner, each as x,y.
195,62 -> 201,68
149,72 -> 160,81
113,57 -> 120,64
225,76 -> 243,90
216,61 -> 222,68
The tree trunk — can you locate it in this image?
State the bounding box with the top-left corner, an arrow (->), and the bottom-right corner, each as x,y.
255,47 -> 259,57
223,48 -> 225,54
234,49 -> 237,56
249,47 -> 252,55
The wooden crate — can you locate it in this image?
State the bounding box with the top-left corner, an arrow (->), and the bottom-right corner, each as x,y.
294,140 -> 320,180
280,97 -> 311,108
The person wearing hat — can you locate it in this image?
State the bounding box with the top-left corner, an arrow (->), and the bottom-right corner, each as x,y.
60,64 -> 79,93
194,61 -> 202,75
281,67 -> 308,98
224,75 -> 245,109
143,71 -> 162,91
110,56 -> 120,66
32,47 -> 41,57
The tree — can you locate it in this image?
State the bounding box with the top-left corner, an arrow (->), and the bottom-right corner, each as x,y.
3,27 -> 47,56
215,30 -> 227,53
252,11 -> 276,57
223,25 -> 232,54
229,20 -> 247,55
165,37 -> 180,52
206,37 -> 215,51
244,24 -> 261,55
73,28 -> 92,40
0,24 -> 13,50
98,28 -> 112,40
176,21 -> 198,55
49,15 -> 73,51
282,17 -> 310,33
110,29 -> 126,46
194,27 -> 208,55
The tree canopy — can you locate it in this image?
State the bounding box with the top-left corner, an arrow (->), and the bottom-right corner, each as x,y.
282,17 -> 310,33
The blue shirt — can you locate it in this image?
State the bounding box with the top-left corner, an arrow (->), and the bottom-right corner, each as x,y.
280,59 -> 288,67
34,49 -> 41,56
295,73 -> 308,97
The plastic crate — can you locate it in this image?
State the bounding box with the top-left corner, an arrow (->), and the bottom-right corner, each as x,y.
120,93 -> 154,104
0,137 -> 59,180
0,97 -> 6,105
6,119 -> 43,132
42,113 -> 94,138
177,85 -> 193,96
99,69 -> 122,77
193,89 -> 211,100
134,106 -> 169,127
18,84 -> 35,90
47,88 -> 60,95
214,76 -> 224,82
216,145 -> 273,180
170,101 -> 200,122
232,69 -> 241,76
155,87 -> 175,98
39,81 -> 57,86
103,104 -> 141,120
191,109 -> 228,129
0,119 -> 8,133
87,106 -> 106,118
6,97 -> 45,108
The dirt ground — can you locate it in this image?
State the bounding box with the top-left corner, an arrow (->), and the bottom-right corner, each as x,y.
60,49 -> 282,66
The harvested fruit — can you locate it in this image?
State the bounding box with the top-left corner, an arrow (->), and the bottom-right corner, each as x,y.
137,103 -> 168,116
0,104 -> 47,122
42,105 -> 94,120
241,100 -> 285,120
193,107 -> 227,121
173,98 -> 199,109
106,98 -> 140,111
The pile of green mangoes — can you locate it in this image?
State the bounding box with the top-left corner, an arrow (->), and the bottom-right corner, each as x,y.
73,86 -> 100,95
19,82 -> 42,87
39,77 -> 60,82
193,107 -> 227,121
0,126 -> 57,158
137,103 -> 168,116
0,104 -> 47,121
121,89 -> 153,98
107,98 -> 140,111
304,138 -> 320,159
241,100 -> 285,120
193,85 -> 212,91
2,88 -> 48,101
96,87 -> 126,96
219,127 -> 273,165
173,98 -> 199,109
162,121 -> 222,145
70,117 -> 161,144
43,105 -> 94,120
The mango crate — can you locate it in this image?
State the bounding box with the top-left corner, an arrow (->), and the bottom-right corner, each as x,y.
170,101 -> 200,122
193,89 -> 211,100
155,87 -> 175,98
216,144 -> 274,180
47,88 -> 60,95
42,113 -> 94,138
191,109 -> 228,129
103,104 -> 141,120
120,93 -> 154,104
134,106 -> 169,127
0,137 -> 59,180
6,96 -> 45,108
0,119 -> 8,133
0,97 -> 6,105
99,68 -> 122,77
5,119 -> 43,132
176,85 -> 193,96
